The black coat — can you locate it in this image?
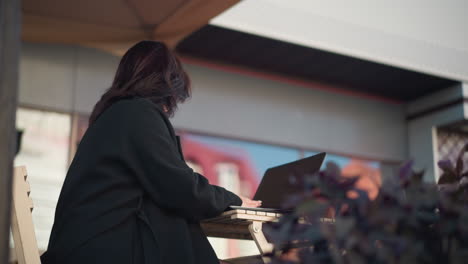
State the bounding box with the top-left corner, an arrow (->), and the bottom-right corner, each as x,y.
41,97 -> 242,264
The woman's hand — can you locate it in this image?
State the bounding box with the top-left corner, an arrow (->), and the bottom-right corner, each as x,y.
239,195 -> 262,208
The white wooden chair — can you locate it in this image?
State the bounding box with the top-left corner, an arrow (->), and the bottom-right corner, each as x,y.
10,166 -> 41,264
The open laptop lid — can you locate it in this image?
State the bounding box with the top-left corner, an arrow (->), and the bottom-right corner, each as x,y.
253,152 -> 326,209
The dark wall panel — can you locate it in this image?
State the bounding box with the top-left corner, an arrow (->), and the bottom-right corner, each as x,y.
177,25 -> 458,101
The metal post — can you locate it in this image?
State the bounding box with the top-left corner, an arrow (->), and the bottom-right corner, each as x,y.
0,0 -> 21,262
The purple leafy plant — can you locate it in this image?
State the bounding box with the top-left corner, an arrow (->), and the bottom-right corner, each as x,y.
438,143 -> 468,203
263,145 -> 468,264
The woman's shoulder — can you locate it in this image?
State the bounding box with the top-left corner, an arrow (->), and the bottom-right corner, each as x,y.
104,97 -> 165,120
105,97 -> 175,139
112,97 -> 161,112
91,97 -> 168,132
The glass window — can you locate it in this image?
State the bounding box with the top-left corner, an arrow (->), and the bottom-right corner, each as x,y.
216,163 -> 241,194
14,107 -> 71,250
437,128 -> 468,177
180,133 -> 300,191
180,133 -> 301,258
180,132 -> 384,257
305,151 -> 381,199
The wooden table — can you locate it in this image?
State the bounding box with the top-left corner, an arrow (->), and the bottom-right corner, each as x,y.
201,209 -> 281,263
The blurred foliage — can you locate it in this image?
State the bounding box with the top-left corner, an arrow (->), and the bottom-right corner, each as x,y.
263,143 -> 468,264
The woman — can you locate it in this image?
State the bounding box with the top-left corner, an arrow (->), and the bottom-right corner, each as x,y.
41,41 -> 261,264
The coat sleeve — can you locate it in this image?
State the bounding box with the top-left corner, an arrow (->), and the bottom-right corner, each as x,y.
123,100 -> 242,221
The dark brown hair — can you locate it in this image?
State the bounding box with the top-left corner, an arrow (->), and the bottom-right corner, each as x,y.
89,41 -> 191,124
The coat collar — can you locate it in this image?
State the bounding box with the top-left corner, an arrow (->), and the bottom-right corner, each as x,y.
136,97 -> 186,161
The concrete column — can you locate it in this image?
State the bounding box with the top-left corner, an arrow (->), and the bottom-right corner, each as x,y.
0,0 -> 21,262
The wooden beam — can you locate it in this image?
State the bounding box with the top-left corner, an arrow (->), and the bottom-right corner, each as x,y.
0,0 -> 21,263
22,13 -> 147,44
21,0 -> 239,56
153,0 -> 240,49
87,0 -> 241,55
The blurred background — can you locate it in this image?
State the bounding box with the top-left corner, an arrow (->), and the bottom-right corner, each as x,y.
7,0 -> 468,259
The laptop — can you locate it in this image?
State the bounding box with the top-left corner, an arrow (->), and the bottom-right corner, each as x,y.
230,152 -> 326,213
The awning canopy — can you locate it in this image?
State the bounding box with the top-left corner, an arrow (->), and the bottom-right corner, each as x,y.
177,25 -> 458,102
211,0 -> 468,83
22,0 -> 239,55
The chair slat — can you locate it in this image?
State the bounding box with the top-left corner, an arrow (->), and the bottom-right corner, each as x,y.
10,166 -> 41,264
